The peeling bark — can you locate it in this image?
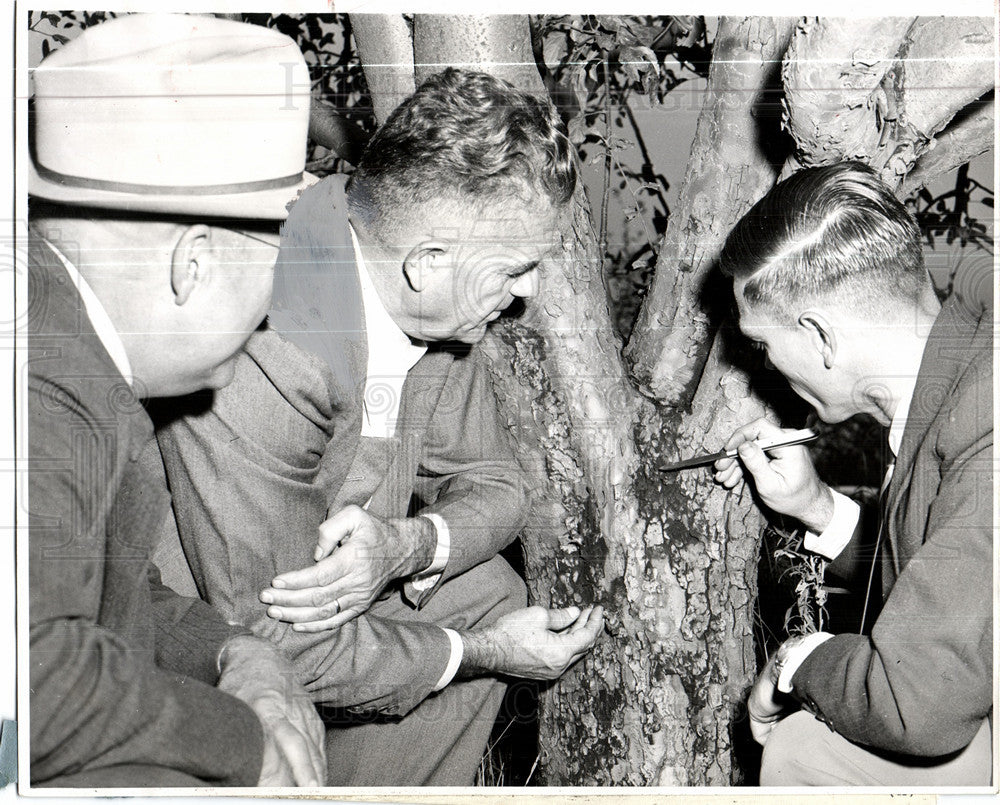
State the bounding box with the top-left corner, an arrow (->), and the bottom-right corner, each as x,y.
781,16 -> 914,172
624,17 -> 797,408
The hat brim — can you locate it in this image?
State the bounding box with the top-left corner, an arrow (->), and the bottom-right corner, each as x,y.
28,158 -> 320,221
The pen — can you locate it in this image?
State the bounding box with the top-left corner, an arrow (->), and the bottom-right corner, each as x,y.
658,428 -> 818,472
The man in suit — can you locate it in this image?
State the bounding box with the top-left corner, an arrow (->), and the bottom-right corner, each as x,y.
27,14 -> 325,788
713,162 -> 992,785
154,68 -> 605,785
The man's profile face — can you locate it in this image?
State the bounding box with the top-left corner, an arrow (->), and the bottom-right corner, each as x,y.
735,279 -> 857,423
411,197 -> 561,344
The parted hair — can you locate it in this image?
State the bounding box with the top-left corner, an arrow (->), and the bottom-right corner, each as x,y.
348,68 -> 576,223
720,162 -> 927,311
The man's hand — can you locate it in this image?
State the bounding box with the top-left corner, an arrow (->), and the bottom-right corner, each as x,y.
260,506 -> 436,632
216,635 -> 325,787
459,605 -> 604,680
747,651 -> 789,746
713,417 -> 834,532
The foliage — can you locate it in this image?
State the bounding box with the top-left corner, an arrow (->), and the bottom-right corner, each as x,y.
907,162 -> 994,252
532,15 -> 713,337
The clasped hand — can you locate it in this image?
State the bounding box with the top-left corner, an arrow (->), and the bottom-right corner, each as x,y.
217,635 -> 325,786
713,417 -> 834,533
261,505 -> 428,632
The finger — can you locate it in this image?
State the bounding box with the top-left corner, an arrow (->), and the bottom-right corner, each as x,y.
291,606 -> 364,633
713,463 -> 743,487
261,575 -> 357,608
566,605 -> 595,632
545,606 -> 582,631
315,506 -> 362,561
562,606 -> 604,650
749,718 -> 774,746
271,721 -> 322,787
265,600 -> 347,624
299,712 -> 326,785
271,552 -> 353,592
713,455 -> 736,472
736,441 -> 780,486
724,417 -> 785,451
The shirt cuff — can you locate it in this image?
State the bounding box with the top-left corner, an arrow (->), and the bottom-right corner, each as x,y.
432,627 -> 464,691
802,491 -> 861,560
410,513 -> 449,591
776,632 -> 835,693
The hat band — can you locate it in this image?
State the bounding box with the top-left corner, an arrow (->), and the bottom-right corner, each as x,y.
34,160 -> 303,196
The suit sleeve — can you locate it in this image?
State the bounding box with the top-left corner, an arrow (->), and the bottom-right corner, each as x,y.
790,355 -> 993,756
407,348 -> 530,603
28,361 -> 263,785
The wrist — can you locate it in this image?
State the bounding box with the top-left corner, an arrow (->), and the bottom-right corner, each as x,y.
457,627 -> 506,678
797,483 -> 835,533
393,516 -> 437,577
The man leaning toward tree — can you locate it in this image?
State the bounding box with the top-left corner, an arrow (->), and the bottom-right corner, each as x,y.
153,67 -> 605,785
714,162 -> 992,786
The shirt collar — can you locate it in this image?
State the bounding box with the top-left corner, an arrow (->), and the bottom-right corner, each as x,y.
42,237 -> 134,387
349,224 -> 427,376
887,374 -> 918,458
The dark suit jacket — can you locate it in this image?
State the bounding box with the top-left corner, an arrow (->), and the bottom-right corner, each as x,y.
154,175 -> 529,717
792,294 -> 993,756
28,237 -> 263,785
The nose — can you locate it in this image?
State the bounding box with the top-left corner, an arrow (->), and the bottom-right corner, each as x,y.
510,268 -> 539,299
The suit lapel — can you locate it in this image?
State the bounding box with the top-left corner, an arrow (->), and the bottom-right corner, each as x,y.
883,296 -> 982,568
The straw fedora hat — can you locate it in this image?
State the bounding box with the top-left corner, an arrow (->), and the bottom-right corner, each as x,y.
29,13 -> 317,220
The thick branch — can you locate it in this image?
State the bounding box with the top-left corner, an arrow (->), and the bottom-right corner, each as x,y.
624,16 -> 797,408
899,17 -> 994,143
349,14 -> 415,126
900,95 -> 995,197
308,99 -> 369,166
413,15 -> 543,92
781,16 -> 914,169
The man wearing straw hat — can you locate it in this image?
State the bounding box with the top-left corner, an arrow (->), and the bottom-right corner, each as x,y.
27,14 -> 325,788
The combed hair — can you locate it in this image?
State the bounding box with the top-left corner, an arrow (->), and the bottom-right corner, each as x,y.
348,68 -> 576,223
720,162 -> 926,311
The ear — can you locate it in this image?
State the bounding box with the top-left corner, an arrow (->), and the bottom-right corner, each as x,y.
798,310 -> 837,369
170,225 -> 213,306
401,240 -> 450,293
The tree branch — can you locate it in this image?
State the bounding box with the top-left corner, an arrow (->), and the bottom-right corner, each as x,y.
899,95 -> 995,197
308,99 -> 369,166
898,17 -> 994,143
624,16 -> 797,408
781,16 -> 915,169
349,14 -> 416,126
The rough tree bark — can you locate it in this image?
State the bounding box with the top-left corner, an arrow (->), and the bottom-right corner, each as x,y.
345,12 -> 994,785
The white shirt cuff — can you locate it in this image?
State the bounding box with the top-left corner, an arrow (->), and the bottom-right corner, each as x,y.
776,632 -> 835,693
802,491 -> 861,561
432,627 -> 464,691
410,513 -> 449,591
